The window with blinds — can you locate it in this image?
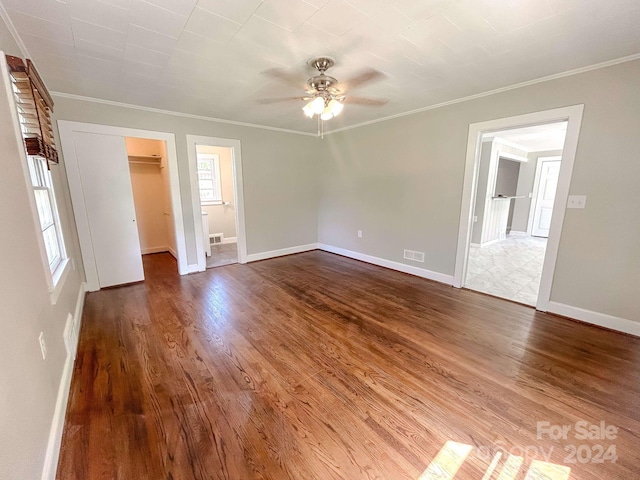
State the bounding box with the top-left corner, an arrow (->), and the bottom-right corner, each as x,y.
5,55 -> 58,165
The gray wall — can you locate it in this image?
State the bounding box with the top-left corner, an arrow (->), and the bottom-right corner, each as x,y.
52,98 -> 322,264
511,149 -> 564,233
0,49 -> 84,480
320,59 -> 640,322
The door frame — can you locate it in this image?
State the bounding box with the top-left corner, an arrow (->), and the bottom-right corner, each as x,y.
186,135 -> 247,270
453,105 -> 584,311
527,156 -> 562,236
58,121 -> 189,291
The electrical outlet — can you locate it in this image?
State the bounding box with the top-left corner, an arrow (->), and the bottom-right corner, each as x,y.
567,195 -> 587,209
357,230 -> 362,238
38,332 -> 47,360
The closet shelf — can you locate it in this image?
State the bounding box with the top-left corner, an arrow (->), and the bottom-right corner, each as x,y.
128,155 -> 162,167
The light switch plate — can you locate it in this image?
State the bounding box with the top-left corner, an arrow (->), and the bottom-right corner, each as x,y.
567,195 -> 587,209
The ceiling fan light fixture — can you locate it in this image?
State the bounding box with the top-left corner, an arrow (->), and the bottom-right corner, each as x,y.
320,108 -> 333,121
302,102 -> 314,118
328,98 -> 344,116
311,96 -> 325,114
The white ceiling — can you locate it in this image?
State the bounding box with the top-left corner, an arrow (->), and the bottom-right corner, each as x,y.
488,121 -> 567,151
2,0 -> 640,134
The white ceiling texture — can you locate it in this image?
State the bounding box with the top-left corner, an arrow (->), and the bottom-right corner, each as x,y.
2,0 -> 639,134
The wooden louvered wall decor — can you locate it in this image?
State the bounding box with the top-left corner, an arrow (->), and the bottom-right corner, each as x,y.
5,55 -> 58,166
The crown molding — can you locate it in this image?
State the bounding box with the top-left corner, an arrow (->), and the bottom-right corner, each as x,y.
0,0 -> 30,58
324,53 -> 640,135
50,92 -> 318,137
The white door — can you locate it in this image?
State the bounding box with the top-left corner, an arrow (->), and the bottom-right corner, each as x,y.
531,160 -> 561,238
72,132 -> 144,287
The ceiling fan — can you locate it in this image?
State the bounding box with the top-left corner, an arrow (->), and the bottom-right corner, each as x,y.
260,57 -> 388,136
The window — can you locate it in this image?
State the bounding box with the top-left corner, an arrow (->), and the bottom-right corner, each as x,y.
197,154 -> 222,205
27,155 -> 66,275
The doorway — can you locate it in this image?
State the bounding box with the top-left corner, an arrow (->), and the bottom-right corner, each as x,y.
197,145 -> 238,268
454,106 -> 584,311
58,122 -> 189,291
126,137 -> 178,264
186,135 -> 247,271
465,124 -> 566,305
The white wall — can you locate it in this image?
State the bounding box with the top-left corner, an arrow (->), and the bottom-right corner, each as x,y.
0,49 -> 84,480
198,145 -> 237,240
52,98 -> 321,263
126,138 -> 172,254
320,59 -> 640,323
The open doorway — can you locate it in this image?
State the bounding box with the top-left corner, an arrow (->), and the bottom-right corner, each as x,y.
454,105 -> 584,312
58,121 -> 189,292
465,123 -> 567,305
126,137 -> 178,268
187,135 -> 247,272
196,145 -> 238,268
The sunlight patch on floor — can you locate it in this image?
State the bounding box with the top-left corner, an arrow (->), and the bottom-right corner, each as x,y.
419,442 -> 571,480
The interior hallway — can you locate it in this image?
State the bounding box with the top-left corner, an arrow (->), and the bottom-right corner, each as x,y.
56,252 -> 640,480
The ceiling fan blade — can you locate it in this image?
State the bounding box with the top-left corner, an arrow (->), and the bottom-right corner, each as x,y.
343,96 -> 388,106
257,96 -> 307,104
339,68 -> 386,91
263,68 -> 307,90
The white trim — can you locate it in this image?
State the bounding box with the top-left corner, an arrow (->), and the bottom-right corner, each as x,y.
547,301 -> 640,337
57,121 -> 190,290
50,92 -> 317,137
527,156 -> 562,235
246,243 -> 318,263
49,258 -> 71,305
318,243 -> 454,285
41,282 -> 86,480
0,2 -> 30,58
479,238 -> 502,248
496,150 -> 528,163
324,53 -> 640,135
141,246 -> 170,254
485,136 -> 532,153
186,263 -> 201,273
221,236 -> 237,244
453,105 -> 584,315
508,230 -> 528,236
186,135 -> 248,271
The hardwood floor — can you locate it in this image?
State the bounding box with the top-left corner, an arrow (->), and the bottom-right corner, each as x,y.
57,251 -> 640,480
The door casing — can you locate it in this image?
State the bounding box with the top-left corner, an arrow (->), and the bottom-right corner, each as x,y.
58,121 -> 189,291
186,134 -> 248,271
453,105 -> 584,312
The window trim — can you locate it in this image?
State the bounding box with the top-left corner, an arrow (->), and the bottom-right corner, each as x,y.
197,153 -> 223,205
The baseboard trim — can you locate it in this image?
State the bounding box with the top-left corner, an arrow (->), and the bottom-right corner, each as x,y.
221,237 -> 237,244
41,282 -> 86,480
246,243 -> 318,262
141,246 -> 170,254
317,243 -> 454,285
547,301 -> 639,337
186,263 -> 201,273
479,238 -> 501,248
168,247 -> 177,259
508,230 -> 528,236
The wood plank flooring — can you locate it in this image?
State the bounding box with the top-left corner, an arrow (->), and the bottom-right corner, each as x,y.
56,251 -> 640,480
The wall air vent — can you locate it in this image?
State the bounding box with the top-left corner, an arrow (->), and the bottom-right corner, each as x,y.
210,233 -> 223,245
404,249 -> 425,263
